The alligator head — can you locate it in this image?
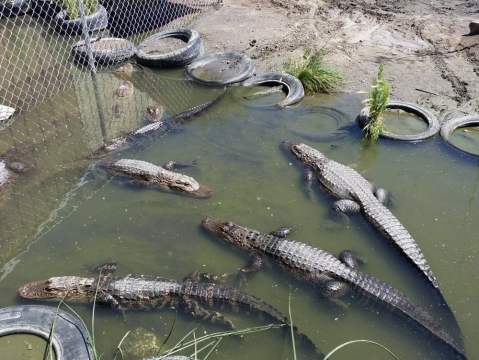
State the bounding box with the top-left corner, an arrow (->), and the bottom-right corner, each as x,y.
202,217 -> 259,250
18,276 -> 96,302
280,141 -> 328,167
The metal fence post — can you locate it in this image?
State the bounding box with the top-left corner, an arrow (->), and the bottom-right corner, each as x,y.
76,0 -> 107,141
77,0 -> 96,74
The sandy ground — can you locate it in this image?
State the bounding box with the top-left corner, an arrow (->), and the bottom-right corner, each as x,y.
191,0 -> 479,119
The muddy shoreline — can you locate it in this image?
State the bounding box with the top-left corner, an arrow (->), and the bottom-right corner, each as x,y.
192,0 -> 479,119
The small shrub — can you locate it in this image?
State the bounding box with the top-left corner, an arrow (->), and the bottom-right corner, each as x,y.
363,64 -> 391,142
55,0 -> 98,18
284,48 -> 343,94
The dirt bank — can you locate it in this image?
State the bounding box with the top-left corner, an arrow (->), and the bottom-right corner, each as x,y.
192,0 -> 479,118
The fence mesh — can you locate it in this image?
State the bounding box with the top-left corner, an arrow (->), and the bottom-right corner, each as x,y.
0,0 -> 222,269
0,0 -> 221,114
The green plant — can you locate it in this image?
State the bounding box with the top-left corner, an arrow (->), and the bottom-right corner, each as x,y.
55,0 -> 98,18
284,48 -> 343,94
288,293 -> 297,360
363,64 -> 391,142
323,339 -> 400,360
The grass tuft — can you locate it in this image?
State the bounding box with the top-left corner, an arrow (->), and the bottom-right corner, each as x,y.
284,48 -> 343,94
363,64 -> 391,142
288,292 -> 297,360
324,339 -> 400,360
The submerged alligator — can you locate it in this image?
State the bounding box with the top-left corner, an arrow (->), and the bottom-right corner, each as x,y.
282,141 -> 440,290
91,91 -> 225,158
201,218 -> 466,358
100,158 -> 212,198
17,268 -> 318,354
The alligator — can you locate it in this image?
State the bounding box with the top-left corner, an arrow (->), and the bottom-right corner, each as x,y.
201,217 -> 466,358
282,141 -> 439,290
17,268 -> 319,354
91,91 -> 225,159
100,158 -> 212,198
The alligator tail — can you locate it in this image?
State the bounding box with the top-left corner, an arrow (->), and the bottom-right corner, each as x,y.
361,198 -> 439,289
172,88 -> 226,124
209,286 -> 321,355
344,270 -> 466,358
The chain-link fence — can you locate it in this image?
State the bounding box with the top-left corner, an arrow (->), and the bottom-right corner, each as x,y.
0,0 -> 222,270
0,0 -> 220,113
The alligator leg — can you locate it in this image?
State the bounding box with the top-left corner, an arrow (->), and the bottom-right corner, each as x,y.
333,199 -> 361,214
316,273 -> 350,310
374,187 -> 390,205
183,271 -> 229,283
303,167 -> 315,200
269,226 -> 296,238
90,262 -> 117,275
236,254 -> 265,287
338,250 -> 365,270
163,159 -> 198,171
317,273 -> 350,299
98,292 -> 127,313
240,254 -> 264,274
180,298 -> 235,329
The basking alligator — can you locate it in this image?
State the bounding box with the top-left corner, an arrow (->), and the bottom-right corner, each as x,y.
282,141 -> 439,290
201,218 -> 465,358
17,268 -> 318,354
91,91 -> 225,158
101,158 -> 212,198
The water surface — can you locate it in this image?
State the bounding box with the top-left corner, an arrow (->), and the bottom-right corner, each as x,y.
0,69 -> 477,360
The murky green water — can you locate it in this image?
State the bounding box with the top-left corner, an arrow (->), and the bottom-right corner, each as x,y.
449,126 -> 479,156
383,109 -> 428,135
0,334 -> 55,359
0,68 -> 478,360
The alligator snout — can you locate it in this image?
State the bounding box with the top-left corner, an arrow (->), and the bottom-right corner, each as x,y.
279,140 -> 296,151
201,217 -> 222,234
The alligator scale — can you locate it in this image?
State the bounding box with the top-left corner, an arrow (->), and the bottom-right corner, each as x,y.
283,141 -> 439,289
202,218 -> 465,358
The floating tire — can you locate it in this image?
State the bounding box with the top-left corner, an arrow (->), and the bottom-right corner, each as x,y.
440,115 -> 479,158
72,37 -> 136,66
54,5 -> 108,35
186,52 -> 255,86
241,72 -> 304,107
0,305 -> 94,360
357,100 -> 440,141
0,0 -> 30,17
137,29 -> 202,67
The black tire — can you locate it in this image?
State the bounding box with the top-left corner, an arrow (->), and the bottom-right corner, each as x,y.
137,29 -> 202,68
357,100 -> 440,141
241,72 -> 304,107
72,37 -> 136,66
0,305 -> 94,360
440,115 -> 479,158
54,5 -> 108,35
186,52 -> 255,86
0,0 -> 30,17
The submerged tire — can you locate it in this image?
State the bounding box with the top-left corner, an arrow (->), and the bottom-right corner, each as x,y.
241,72 -> 304,107
0,305 -> 94,360
137,29 -> 202,67
186,52 -> 255,86
72,37 -> 136,66
440,115 -> 479,158
54,5 -> 108,35
357,100 -> 440,141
